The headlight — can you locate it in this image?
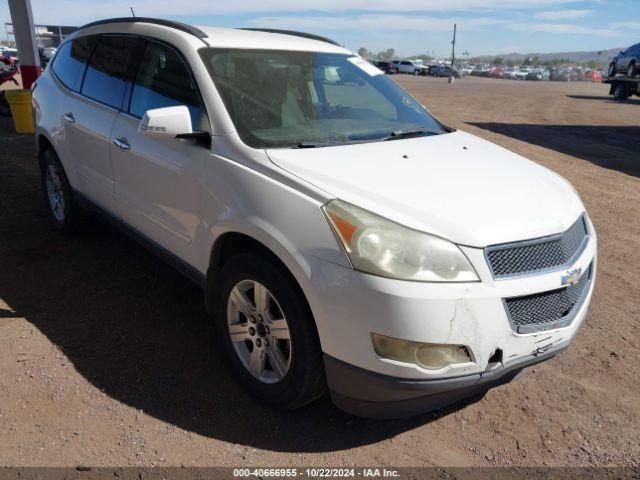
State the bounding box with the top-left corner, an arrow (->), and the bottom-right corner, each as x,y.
323,199 -> 479,282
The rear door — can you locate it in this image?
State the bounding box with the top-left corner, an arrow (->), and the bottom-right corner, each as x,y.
48,36 -> 97,185
64,35 -> 143,212
110,39 -> 209,266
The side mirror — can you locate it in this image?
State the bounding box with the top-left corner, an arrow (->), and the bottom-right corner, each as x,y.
139,105 -> 192,137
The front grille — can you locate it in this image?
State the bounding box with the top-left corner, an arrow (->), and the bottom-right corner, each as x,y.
504,263 -> 593,333
486,215 -> 589,279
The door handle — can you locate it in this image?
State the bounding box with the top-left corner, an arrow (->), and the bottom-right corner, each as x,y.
113,137 -> 130,151
63,112 -> 75,124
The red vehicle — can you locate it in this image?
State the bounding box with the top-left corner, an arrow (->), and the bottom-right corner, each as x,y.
584,70 -> 602,82
490,67 -> 506,79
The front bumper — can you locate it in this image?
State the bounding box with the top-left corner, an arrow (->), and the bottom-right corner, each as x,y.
324,340 -> 568,419
302,232 -> 596,381
298,218 -> 596,417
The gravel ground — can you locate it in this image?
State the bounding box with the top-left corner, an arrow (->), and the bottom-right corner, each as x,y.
0,76 -> 638,467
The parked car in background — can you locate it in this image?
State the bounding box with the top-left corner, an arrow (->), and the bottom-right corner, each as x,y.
37,47 -> 49,68
556,68 -> 579,82
393,59 -> 425,75
583,70 -> 602,82
372,61 -> 398,74
504,68 -> 519,80
526,69 -> 550,81
43,47 -> 57,60
0,48 -> 19,69
459,65 -> 473,76
433,65 -> 461,78
490,67 -> 506,79
470,67 -> 491,77
608,42 -> 640,77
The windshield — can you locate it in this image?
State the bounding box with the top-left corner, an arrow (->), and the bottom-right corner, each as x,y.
199,48 -> 447,148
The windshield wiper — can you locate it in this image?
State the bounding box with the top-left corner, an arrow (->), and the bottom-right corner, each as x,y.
293,141 -> 326,148
291,139 -> 371,149
382,127 -> 442,141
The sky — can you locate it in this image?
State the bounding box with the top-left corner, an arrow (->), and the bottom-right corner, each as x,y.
0,0 -> 638,57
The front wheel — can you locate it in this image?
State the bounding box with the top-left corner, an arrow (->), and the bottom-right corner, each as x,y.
413,69 -> 420,76
608,62 -> 616,77
213,253 -> 326,409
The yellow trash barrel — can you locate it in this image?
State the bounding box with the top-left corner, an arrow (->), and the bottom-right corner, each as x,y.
5,89 -> 34,134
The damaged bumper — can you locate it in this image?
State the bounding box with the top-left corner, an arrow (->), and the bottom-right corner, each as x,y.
300,235 -> 595,417
324,341 -> 568,419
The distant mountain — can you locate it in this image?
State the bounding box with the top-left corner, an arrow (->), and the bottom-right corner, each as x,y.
469,48 -> 624,64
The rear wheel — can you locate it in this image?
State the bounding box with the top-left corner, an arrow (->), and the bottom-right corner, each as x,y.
39,148 -> 85,234
213,253 -> 326,409
613,82 -> 630,100
627,61 -> 636,78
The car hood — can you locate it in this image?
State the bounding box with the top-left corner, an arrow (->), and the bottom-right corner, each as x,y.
266,131 -> 584,247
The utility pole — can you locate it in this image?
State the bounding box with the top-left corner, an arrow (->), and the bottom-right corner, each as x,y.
448,23 -> 457,84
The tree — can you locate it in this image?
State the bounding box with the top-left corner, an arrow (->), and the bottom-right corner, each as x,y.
493,57 -> 504,65
357,47 -> 370,59
377,48 -> 396,61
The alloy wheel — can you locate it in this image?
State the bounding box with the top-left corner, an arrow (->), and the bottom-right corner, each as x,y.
226,279 -> 292,384
45,164 -> 65,222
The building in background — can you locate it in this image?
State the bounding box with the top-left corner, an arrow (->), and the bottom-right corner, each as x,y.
4,23 -> 77,48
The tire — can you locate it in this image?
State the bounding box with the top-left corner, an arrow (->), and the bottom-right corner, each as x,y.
613,83 -> 630,100
213,253 -> 326,409
608,62 -> 616,77
627,61 -> 636,78
413,69 -> 420,76
39,148 -> 85,234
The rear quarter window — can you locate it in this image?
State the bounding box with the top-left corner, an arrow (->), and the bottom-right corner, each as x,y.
51,36 -> 97,91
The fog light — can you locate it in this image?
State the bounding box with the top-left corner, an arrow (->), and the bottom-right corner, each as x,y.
415,344 -> 471,370
371,333 -> 472,370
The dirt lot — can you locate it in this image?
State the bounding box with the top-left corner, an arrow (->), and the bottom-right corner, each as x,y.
0,76 -> 638,467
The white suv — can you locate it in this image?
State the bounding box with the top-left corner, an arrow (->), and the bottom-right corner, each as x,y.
392,59 -> 426,75
33,18 -> 597,418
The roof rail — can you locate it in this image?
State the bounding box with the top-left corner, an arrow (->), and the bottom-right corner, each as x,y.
78,17 -> 208,39
239,28 -> 341,47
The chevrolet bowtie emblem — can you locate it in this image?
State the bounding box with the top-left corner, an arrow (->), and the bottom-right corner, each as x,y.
561,267 -> 583,286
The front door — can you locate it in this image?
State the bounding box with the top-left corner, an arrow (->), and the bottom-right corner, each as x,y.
110,40 -> 209,267
64,35 -> 143,212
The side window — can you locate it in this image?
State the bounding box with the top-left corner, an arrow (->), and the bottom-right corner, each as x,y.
51,36 -> 97,91
81,36 -> 142,109
129,42 -> 202,126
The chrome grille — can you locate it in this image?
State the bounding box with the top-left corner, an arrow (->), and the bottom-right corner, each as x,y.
504,263 -> 593,333
486,215 -> 588,279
